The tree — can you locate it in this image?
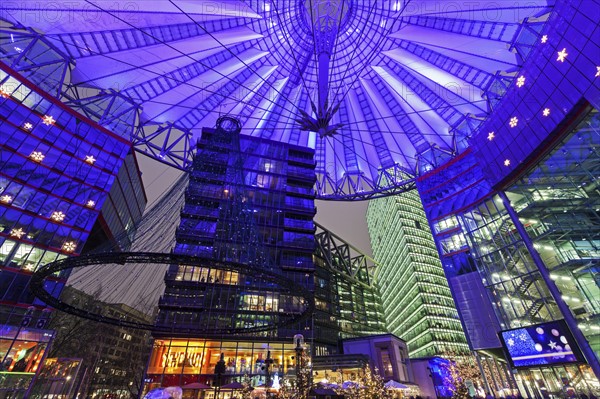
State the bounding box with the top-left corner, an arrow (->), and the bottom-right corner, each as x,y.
441,354 -> 482,399
335,366 -> 393,399
240,374 -> 254,399
275,350 -> 313,399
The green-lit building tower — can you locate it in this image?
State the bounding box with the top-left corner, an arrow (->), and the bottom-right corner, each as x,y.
367,191 -> 470,358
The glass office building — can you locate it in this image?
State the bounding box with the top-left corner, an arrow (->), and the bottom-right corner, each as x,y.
313,223 -> 387,356
143,119 -> 317,390
0,66 -> 133,394
367,190 -> 470,358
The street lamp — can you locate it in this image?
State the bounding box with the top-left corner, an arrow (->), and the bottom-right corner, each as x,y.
265,350 -> 274,398
294,334 -> 305,388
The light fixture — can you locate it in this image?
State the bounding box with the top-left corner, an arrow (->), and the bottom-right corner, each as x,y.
30,151 -> 45,162
86,200 -> 96,208
23,122 -> 33,130
487,132 -> 495,141
0,86 -> 11,98
541,35 -> 548,44
62,241 -> 77,253
556,48 -> 568,63
42,115 -> 55,126
10,228 -> 25,239
51,211 -> 66,222
85,155 -> 96,165
504,159 -> 511,167
542,108 -> 550,117
0,194 -> 13,204
509,117 -> 518,128
516,76 -> 525,88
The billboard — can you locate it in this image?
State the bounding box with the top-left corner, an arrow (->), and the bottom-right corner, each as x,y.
499,320 -> 584,368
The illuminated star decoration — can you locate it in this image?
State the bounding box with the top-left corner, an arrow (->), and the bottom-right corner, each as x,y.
487,132 -> 495,141
548,340 -> 557,349
509,117 -> 519,128
62,241 -> 77,253
541,35 -> 548,43
30,151 -> 45,162
556,48 -> 568,63
596,66 -> 600,78
42,115 -> 56,126
0,194 -> 13,203
85,155 -> 96,165
516,75 -> 526,88
23,122 -> 33,130
86,200 -> 96,208
51,211 -> 66,222
504,159 -> 511,167
10,228 -> 25,239
543,108 -> 551,117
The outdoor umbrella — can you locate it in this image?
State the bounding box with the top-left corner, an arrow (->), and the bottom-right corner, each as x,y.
220,381 -> 245,390
182,383 -> 211,390
385,380 -> 409,389
342,381 -> 361,389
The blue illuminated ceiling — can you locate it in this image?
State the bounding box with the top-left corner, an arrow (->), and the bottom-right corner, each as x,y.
0,0 -> 552,199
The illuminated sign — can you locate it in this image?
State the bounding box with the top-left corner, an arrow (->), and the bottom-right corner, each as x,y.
499,320 -> 584,368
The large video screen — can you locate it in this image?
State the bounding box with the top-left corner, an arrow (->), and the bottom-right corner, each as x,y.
499,320 -> 584,368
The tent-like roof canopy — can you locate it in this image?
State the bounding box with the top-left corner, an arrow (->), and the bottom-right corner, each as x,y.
0,0 -> 551,199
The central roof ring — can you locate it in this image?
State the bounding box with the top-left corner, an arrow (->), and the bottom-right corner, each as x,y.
298,0 -> 355,37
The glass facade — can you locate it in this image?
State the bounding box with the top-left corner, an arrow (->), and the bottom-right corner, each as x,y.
84,152 -> 147,252
313,224 -> 387,356
419,109 -> 600,396
367,189 -> 470,358
0,64 -> 132,394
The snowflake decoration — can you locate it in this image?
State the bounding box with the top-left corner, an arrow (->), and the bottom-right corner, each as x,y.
556,48 -> 568,63
507,338 -> 515,347
519,333 -> 528,341
51,211 -> 66,222
62,241 -> 77,253
504,159 -> 511,167
487,131 -> 495,141
42,115 -> 56,126
516,75 -> 526,88
541,35 -> 548,44
85,155 -> 96,165
596,66 -> 600,78
86,200 -> 96,208
23,122 -> 33,130
548,340 -> 557,350
30,151 -> 45,162
0,194 -> 13,204
10,228 -> 25,239
509,117 -> 519,128
543,108 -> 550,117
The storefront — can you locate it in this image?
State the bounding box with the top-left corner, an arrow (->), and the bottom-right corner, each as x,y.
143,339 -> 307,392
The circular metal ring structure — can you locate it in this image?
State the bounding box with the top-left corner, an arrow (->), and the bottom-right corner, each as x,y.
30,252 -> 314,336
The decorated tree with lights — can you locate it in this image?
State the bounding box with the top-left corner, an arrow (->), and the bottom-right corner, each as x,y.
275,350 -> 313,399
336,366 -> 393,399
240,374 -> 254,399
442,354 -> 482,399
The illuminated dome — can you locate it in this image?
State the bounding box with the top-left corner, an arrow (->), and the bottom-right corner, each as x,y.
0,0 -> 551,199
